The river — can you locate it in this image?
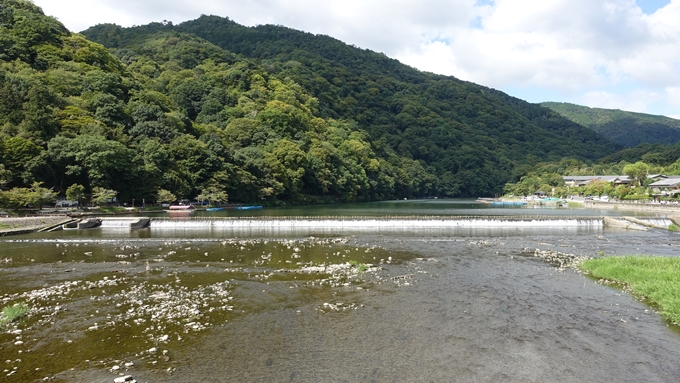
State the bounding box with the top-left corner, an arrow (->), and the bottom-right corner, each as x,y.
1,200 -> 679,382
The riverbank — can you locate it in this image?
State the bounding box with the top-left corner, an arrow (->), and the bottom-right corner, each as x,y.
584,201 -> 680,219
581,256 -> 680,325
585,201 -> 680,211
0,216 -> 73,236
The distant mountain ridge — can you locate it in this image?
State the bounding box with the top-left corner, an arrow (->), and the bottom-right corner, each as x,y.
541,102 -> 680,148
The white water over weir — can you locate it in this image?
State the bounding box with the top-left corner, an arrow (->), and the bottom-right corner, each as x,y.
637,218 -> 675,228
100,219 -> 134,228
98,218 -> 150,229
149,216 -> 605,230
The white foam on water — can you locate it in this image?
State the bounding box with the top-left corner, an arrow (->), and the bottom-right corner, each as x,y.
149,218 -> 604,230
637,218 -> 675,227
100,220 -> 133,228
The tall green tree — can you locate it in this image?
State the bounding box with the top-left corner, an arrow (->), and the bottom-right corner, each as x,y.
48,135 -> 134,190
197,185 -> 228,205
623,161 -> 649,187
0,182 -> 56,208
156,188 -> 176,204
91,186 -> 117,205
0,164 -> 11,189
65,183 -> 85,205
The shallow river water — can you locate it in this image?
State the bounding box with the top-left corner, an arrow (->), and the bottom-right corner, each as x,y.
1,200 -> 680,382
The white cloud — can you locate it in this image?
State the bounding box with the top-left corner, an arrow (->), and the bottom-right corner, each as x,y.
31,0 -> 680,117
399,0 -> 680,115
667,87 -> 680,110
37,0 -> 478,55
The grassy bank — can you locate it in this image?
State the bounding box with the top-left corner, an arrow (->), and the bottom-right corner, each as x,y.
581,256 -> 680,324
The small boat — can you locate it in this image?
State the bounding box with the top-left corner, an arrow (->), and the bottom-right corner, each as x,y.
490,201 -> 527,207
206,207 -> 224,212
234,205 -> 263,210
165,204 -> 195,214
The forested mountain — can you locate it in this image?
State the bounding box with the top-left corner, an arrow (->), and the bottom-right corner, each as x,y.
0,1 -> 618,207
542,102 -> 680,148
82,16 -> 617,196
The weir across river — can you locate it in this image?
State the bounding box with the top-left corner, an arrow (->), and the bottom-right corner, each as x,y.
94,216 -> 677,231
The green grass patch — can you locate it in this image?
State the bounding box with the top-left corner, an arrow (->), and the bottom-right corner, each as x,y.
349,260 -> 367,272
669,224 -> 679,232
580,256 -> 680,324
97,207 -> 129,213
0,303 -> 30,326
567,202 -> 583,208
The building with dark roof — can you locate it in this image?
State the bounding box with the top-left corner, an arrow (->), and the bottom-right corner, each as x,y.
562,176 -> 631,187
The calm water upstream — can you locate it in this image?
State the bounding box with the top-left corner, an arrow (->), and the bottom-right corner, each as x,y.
1,200 -> 680,382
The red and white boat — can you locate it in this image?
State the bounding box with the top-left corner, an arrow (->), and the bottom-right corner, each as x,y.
166,204 -> 194,213
168,204 -> 193,210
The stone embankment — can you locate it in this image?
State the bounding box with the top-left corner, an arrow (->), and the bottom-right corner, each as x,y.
584,201 -> 680,214
0,216 -> 74,236
603,217 -> 648,231
587,202 -> 680,227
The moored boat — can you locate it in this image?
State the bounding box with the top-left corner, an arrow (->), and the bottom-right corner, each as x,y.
234,205 -> 263,210
166,204 -> 195,214
490,201 -> 527,207
168,204 -> 193,210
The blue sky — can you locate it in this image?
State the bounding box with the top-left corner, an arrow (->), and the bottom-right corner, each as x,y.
34,0 -> 680,119
637,0 -> 671,14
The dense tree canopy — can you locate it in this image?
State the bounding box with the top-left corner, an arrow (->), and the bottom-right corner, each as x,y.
542,102 -> 680,148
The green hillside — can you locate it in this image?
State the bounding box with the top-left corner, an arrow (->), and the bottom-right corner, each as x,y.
541,102 -> 680,148
0,1 -> 619,207
82,17 -> 616,196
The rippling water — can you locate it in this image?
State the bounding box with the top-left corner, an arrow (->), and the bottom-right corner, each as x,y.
1,200 -> 679,382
